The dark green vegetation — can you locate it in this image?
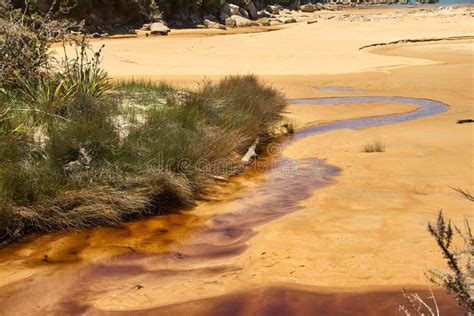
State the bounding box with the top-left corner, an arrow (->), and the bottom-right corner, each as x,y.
0,2 -> 287,245
10,0 -> 302,30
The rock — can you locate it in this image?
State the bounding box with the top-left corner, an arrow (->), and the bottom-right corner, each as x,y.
226,15 -> 259,28
292,0 -> 301,10
150,22 -> 170,35
220,12 -> 229,21
278,17 -> 297,24
239,7 -> 250,19
221,3 -> 240,17
266,5 -> 280,15
203,19 -> 226,30
246,1 -> 258,19
189,13 -> 202,25
323,4 -> 338,11
307,19 -> 318,24
225,17 -> 236,28
257,18 -> 271,26
257,10 -> 271,18
316,3 -> 323,10
141,23 -> 151,30
301,4 -> 317,12
203,14 -> 217,21
195,24 -> 206,29
270,20 -> 283,26
91,32 -> 101,38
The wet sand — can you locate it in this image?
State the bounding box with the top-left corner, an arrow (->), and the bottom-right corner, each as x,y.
1,5 -> 473,316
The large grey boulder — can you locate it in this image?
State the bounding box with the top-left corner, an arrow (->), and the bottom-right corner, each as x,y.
301,4 -> 317,12
239,7 -> 250,19
266,5 -> 280,14
225,17 -> 236,28
257,18 -> 271,26
150,22 -> 170,35
292,0 -> 301,10
221,3 -> 240,17
226,15 -> 259,28
246,1 -> 258,19
203,19 -> 226,30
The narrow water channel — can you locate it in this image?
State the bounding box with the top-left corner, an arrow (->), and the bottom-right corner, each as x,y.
0,96 -> 450,315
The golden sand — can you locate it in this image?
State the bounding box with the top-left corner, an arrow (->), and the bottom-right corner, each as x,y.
0,5 -> 473,315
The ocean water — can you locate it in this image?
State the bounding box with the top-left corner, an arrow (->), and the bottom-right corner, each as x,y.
439,0 -> 474,4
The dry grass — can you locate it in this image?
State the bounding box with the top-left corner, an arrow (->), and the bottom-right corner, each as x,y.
362,139 -> 386,153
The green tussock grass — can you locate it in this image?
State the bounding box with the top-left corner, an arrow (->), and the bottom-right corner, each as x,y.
0,75 -> 287,246
113,79 -> 175,94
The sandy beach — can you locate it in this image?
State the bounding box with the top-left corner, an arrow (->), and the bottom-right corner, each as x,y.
0,5 -> 473,315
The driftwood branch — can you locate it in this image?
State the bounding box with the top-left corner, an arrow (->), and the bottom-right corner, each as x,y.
359,35 -> 474,50
241,137 -> 259,165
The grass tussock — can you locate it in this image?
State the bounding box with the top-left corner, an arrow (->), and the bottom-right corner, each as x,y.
0,75 -> 287,246
362,139 -> 386,153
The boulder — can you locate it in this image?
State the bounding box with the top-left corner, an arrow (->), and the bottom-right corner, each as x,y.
203,14 -> 217,21
257,18 -> 271,26
278,17 -> 297,24
150,22 -> 170,35
203,19 -> 226,30
220,12 -> 229,21
225,17 -> 236,28
257,10 -> 271,18
291,0 -> 301,10
266,5 -> 280,15
301,4 -> 317,12
239,7 -> 250,19
227,15 -> 259,28
323,4 -> 338,11
189,13 -> 202,25
246,1 -> 258,19
221,3 -> 240,17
